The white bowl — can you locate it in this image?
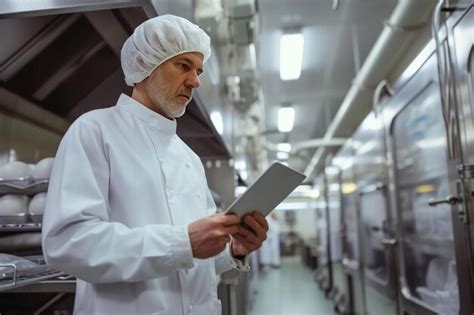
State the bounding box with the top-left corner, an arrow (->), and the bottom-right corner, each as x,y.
33,157 -> 54,179
0,195 -> 29,215
28,193 -> 46,215
0,161 -> 32,180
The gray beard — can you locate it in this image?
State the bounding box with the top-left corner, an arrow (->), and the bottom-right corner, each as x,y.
149,87 -> 188,119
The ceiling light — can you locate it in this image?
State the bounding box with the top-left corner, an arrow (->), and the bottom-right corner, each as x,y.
234,160 -> 246,170
277,151 -> 289,160
277,143 -> 292,152
210,111 -> 224,135
278,106 -> 295,132
280,32 -> 304,81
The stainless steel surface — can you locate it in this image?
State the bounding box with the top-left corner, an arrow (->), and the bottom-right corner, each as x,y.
446,4 -> 474,314
383,42 -> 459,314
8,279 -> 76,293
314,175 -> 332,293
325,167 -> 348,310
0,265 -> 65,292
331,141 -> 362,314
352,111 -> 398,315
0,0 -> 158,18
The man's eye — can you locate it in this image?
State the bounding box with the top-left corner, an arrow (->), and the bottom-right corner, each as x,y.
179,63 -> 190,71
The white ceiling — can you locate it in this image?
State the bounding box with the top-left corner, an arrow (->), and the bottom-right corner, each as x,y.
256,0 -> 397,171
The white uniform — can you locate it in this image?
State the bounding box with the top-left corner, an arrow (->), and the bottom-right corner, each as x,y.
42,94 -> 247,315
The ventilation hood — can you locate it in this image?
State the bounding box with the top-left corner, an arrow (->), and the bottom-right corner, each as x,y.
0,0 -> 230,159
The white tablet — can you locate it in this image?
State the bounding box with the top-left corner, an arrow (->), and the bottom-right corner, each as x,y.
225,161 -> 306,218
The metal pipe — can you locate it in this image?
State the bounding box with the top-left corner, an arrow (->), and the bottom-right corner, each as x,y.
266,138 -> 348,153
304,0 -> 438,178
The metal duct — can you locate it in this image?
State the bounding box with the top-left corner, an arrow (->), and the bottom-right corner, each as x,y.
304,0 -> 437,178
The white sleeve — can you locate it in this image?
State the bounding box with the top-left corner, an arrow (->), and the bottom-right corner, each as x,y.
42,120 -> 194,283
204,189 -> 250,274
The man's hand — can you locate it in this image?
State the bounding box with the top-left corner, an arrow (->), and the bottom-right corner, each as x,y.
231,212 -> 269,257
188,213 -> 240,259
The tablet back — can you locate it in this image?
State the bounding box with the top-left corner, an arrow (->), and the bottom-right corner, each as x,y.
225,162 -> 306,218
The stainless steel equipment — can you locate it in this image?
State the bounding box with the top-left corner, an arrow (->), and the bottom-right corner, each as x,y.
378,5 -> 474,313
385,62 -> 458,314
325,166 -> 346,311
314,175 -> 333,296
445,3 -> 474,314
352,112 -> 399,315
330,142 -> 363,314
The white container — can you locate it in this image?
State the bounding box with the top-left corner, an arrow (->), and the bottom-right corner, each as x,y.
33,157 -> 54,179
416,286 -> 438,307
426,257 -> 449,291
0,195 -> 29,215
28,193 -> 46,215
0,161 -> 32,180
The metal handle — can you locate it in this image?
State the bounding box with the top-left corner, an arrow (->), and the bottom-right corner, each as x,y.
381,238 -> 397,246
371,226 -> 382,232
428,195 -> 462,206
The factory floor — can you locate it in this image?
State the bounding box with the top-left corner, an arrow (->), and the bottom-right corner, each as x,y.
249,256 -> 335,315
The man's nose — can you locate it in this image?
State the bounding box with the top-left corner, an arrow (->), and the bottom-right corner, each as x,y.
185,71 -> 201,89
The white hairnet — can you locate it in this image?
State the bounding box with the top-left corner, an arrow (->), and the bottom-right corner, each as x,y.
121,14 -> 211,86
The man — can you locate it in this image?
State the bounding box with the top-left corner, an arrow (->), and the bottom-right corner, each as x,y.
42,15 -> 268,315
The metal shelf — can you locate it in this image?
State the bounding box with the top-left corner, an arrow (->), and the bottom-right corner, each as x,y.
0,263 -> 65,292
0,178 -> 49,196
7,277 -> 75,293
0,222 -> 42,233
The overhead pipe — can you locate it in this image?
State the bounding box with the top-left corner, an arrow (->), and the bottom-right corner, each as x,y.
266,138 -> 348,153
304,0 -> 437,178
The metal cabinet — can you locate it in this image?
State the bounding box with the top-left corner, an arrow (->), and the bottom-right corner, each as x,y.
332,141 -> 364,314
353,113 -> 398,315
381,34 -> 467,315
314,175 -> 333,296
446,4 -> 474,314
388,81 -> 459,315
325,166 -> 347,312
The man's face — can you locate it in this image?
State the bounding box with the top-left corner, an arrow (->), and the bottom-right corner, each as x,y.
142,52 -> 204,119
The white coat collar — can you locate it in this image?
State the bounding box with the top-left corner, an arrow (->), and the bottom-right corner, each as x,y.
116,93 -> 177,135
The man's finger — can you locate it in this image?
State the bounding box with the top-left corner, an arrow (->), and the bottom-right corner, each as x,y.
232,234 -> 254,248
213,225 -> 238,237
252,212 -> 269,231
243,215 -> 266,239
234,225 -> 254,238
234,226 -> 259,245
222,225 -> 239,235
217,213 -> 240,226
